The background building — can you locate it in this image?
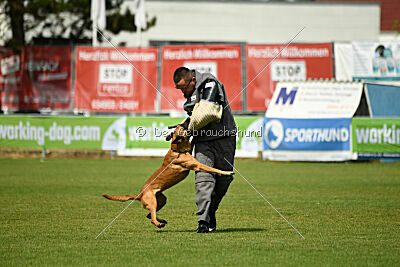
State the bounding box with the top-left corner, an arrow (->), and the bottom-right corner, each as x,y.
114,0 -> 381,47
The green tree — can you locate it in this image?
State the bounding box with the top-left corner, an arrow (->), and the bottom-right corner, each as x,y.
0,0 -> 156,51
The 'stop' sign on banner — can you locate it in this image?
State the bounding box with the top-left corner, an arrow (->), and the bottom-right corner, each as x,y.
74,47 -> 158,113
266,81 -> 363,119
0,46 -> 72,110
160,45 -> 242,111
246,43 -> 333,111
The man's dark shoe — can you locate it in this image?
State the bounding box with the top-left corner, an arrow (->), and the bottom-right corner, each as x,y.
196,221 -> 209,233
208,212 -> 216,232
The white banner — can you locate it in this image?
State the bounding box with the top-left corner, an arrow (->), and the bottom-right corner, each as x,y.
352,42 -> 400,79
334,43 -> 353,81
266,81 -> 363,118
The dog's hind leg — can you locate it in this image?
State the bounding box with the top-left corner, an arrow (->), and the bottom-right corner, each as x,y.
146,192 -> 168,224
141,190 -> 166,229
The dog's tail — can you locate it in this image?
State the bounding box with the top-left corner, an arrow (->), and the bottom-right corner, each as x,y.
102,194 -> 140,202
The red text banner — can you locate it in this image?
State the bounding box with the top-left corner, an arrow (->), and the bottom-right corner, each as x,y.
1,46 -> 72,110
74,47 -> 158,113
161,45 -> 242,111
246,43 -> 333,111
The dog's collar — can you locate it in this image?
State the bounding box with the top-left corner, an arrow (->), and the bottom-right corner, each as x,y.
172,149 -> 191,153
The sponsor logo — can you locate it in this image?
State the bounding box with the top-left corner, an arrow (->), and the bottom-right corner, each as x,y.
271,61 -> 306,82
284,127 -> 349,143
102,117 -> 126,150
0,121 -> 100,146
25,61 -> 59,72
1,55 -> 20,75
264,119 -> 350,150
275,87 -> 298,105
355,124 -> 400,144
98,64 -> 133,97
264,120 -> 284,149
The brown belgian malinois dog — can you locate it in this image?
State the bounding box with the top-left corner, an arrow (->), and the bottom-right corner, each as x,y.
102,119 -> 234,228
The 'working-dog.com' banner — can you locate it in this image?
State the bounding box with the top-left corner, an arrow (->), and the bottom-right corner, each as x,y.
352,118 -> 400,159
0,116 -> 263,151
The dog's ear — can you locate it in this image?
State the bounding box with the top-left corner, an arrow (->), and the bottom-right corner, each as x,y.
166,132 -> 173,141
172,135 -> 183,144
180,117 -> 190,130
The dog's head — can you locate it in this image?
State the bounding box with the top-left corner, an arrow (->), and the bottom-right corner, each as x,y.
166,118 -> 192,153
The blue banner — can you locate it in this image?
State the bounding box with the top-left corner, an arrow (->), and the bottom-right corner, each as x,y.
263,118 -> 351,151
364,83 -> 400,117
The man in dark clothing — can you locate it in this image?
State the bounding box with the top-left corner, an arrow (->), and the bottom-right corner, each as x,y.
173,67 -> 237,233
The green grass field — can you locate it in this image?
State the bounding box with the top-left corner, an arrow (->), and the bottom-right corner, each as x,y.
0,158 -> 399,266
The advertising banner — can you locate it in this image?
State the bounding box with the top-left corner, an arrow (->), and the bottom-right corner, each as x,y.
0,116 -> 118,149
74,46 -> 158,113
125,116 -> 263,150
1,46 -> 72,110
333,43 -> 353,81
352,118 -> 400,159
352,42 -> 400,81
263,118 -> 354,161
246,43 -> 333,111
266,82 -> 363,118
160,45 -> 243,111
0,116 -> 263,152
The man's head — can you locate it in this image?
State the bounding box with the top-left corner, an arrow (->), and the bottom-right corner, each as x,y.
173,67 -> 195,97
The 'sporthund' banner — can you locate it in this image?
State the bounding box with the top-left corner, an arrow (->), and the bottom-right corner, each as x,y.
263,118 -> 354,161
1,46 -> 72,111
266,81 -> 363,119
74,47 -> 158,113
352,118 -> 400,159
160,45 -> 243,111
246,43 -> 333,111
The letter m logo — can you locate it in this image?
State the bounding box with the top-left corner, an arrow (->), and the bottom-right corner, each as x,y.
275,87 -> 298,105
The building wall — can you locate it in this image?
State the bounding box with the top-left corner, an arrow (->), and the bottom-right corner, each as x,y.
317,0 -> 400,32
115,1 -> 380,47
